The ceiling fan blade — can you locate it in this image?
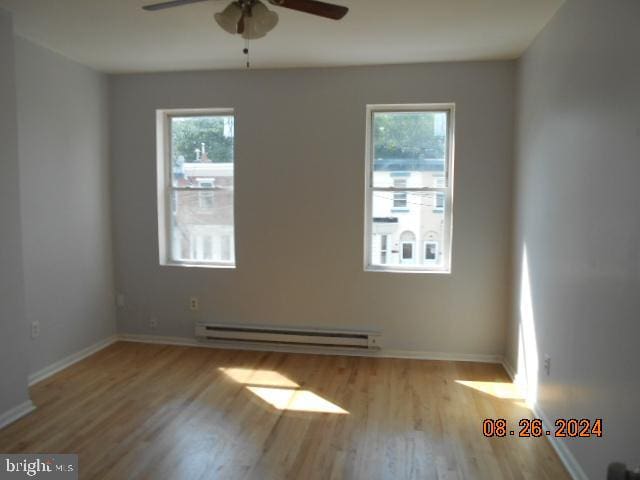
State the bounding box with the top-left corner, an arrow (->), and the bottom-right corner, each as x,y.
142,0 -> 210,12
269,0 -> 348,20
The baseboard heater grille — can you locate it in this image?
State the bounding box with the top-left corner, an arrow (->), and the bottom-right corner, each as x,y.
195,323 -> 381,350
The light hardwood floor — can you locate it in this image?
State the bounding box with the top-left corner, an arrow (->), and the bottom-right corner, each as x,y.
0,342 -> 570,479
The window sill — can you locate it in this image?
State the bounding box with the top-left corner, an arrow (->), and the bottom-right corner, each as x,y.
365,265 -> 451,274
161,262 -> 236,269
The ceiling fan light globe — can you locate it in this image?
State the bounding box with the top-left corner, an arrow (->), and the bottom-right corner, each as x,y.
241,20 -> 266,39
214,2 -> 243,34
241,1 -> 278,39
252,2 -> 279,32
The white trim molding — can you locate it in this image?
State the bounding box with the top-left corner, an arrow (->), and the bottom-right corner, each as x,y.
0,400 -> 36,430
119,333 -> 200,348
363,103 -> 455,275
501,358 -> 517,381
156,108 -> 236,269
532,404 -> 589,480
28,335 -> 118,386
501,358 -> 587,480
118,333 -> 503,363
382,349 -> 502,363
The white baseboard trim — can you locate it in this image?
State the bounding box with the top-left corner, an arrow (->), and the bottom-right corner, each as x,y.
501,358 -> 517,381
0,400 -> 36,430
381,349 -> 502,363
532,404 -> 589,480
28,335 -> 118,386
119,334 -> 202,349
117,333 -> 503,363
501,359 -> 587,480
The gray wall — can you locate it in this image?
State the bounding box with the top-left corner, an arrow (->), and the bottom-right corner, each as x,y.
507,0 -> 640,477
14,37 -> 116,374
0,9 -> 30,414
111,62 -> 515,356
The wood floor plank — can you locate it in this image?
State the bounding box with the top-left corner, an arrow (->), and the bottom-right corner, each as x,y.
0,342 -> 570,480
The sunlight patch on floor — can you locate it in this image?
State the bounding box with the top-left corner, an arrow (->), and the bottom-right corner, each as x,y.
219,367 -> 300,388
456,380 -> 525,400
247,387 -> 349,414
512,401 -> 532,410
219,366 -> 348,414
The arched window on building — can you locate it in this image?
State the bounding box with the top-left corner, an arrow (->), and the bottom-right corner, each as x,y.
399,231 -> 416,264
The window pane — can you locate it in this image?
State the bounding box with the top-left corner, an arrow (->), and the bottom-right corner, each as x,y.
370,190 -> 445,268
170,115 -> 234,187
393,191 -> 407,208
170,190 -> 234,264
372,111 -> 448,188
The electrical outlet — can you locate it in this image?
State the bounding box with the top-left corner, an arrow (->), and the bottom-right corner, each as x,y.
543,355 -> 551,376
149,317 -> 158,329
31,321 -> 40,339
189,296 -> 199,311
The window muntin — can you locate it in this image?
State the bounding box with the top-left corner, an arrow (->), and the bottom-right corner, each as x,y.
158,110 -> 235,267
365,105 -> 454,273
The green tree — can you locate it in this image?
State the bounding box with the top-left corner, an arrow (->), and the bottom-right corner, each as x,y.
171,116 -> 234,163
373,112 -> 445,159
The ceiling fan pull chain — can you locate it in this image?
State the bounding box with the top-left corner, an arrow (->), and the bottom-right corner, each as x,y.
243,38 -> 251,69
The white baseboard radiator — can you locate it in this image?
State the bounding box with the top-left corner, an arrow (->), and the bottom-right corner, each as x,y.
195,323 -> 382,350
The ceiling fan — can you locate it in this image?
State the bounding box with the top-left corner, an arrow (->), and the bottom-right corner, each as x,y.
142,0 -> 349,40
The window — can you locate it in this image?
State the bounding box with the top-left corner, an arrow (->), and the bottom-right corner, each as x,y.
197,179 -> 215,209
424,241 -> 439,263
400,231 -> 416,264
157,109 -> 235,267
392,179 -> 408,209
365,104 -> 454,273
380,235 -> 389,264
433,191 -> 445,213
402,243 -> 414,260
202,235 -> 213,261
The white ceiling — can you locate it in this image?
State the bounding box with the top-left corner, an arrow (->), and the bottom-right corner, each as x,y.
0,0 -> 563,73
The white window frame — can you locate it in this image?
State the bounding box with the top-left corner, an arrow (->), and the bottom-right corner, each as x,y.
364,103 -> 455,273
156,108 -> 236,268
